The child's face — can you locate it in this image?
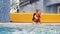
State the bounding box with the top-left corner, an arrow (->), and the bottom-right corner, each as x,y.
36,9 -> 40,13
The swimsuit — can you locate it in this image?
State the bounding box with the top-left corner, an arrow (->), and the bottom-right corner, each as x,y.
32,13 -> 40,22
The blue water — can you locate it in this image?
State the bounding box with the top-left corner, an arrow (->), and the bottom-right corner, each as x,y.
0,24 -> 60,34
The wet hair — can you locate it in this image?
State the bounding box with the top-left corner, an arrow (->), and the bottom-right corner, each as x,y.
36,9 -> 39,13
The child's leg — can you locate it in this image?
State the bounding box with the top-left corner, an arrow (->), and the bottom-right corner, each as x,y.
33,19 -> 38,24
38,19 -> 41,24
32,19 -> 37,24
33,21 -> 35,24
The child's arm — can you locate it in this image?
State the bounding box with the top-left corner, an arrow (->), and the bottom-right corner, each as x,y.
34,15 -> 38,19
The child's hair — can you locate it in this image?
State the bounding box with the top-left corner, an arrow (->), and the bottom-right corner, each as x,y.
36,9 -> 39,12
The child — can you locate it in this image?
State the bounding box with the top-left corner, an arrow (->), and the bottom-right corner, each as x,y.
32,9 -> 41,24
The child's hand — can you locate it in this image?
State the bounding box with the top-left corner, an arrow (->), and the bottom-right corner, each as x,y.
34,15 -> 38,19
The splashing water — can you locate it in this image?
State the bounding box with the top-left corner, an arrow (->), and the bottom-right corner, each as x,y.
0,23 -> 60,34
